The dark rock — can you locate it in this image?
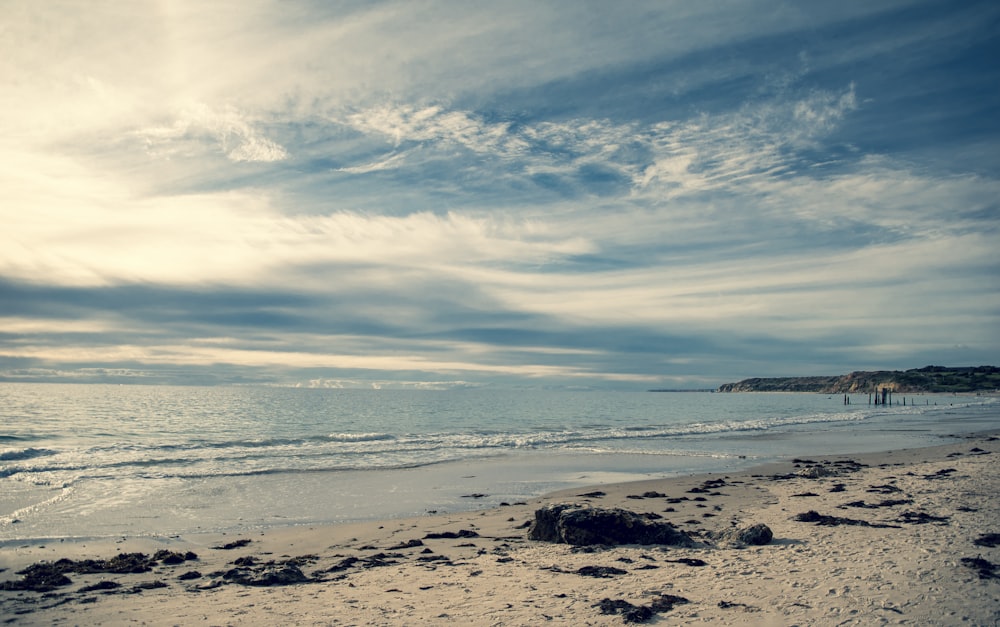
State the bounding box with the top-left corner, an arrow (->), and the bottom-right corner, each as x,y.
213,539 -> 252,550
577,491 -> 606,498
829,483 -> 847,493
527,504 -> 695,547
791,492 -> 820,497
798,465 -> 839,478
178,571 -> 202,581
223,563 -> 309,586
707,523 -> 773,547
388,539 -> 424,550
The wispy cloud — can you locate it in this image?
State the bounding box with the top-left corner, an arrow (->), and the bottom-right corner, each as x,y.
137,103 -> 288,163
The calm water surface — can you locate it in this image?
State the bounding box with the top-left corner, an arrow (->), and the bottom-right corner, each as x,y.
1,383 -> 995,541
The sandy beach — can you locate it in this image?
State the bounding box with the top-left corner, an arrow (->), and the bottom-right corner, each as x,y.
2,432 -> 998,626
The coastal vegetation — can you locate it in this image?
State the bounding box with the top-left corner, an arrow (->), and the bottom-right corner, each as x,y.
717,365 -> 1000,394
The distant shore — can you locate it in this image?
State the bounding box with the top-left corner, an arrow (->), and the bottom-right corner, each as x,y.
3,432 -> 998,625
717,365 -> 1000,394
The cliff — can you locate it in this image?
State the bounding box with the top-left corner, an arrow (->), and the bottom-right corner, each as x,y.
717,365 -> 1000,394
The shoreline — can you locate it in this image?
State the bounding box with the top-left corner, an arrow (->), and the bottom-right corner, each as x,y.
2,432 -> 999,625
3,392 -> 996,542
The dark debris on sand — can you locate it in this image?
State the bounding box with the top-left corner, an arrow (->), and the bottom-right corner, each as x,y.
595,594 -> 690,623
576,565 -> 629,578
921,468 -> 958,480
895,511 -> 950,525
424,529 -> 479,540
666,557 -> 708,567
222,561 -> 311,586
793,510 -> 901,529
771,459 -> 868,481
213,538 -> 252,550
961,556 -> 1000,580
839,499 -> 913,509
974,533 -> 1000,548
718,599 -> 760,612
1,551 -> 198,593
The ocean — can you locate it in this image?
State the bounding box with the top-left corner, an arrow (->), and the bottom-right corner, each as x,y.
1,383 -> 996,542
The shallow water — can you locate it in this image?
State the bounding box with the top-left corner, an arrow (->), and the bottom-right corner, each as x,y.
1,383 -> 996,541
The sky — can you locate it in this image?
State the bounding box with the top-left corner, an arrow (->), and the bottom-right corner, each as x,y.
1,0 -> 998,390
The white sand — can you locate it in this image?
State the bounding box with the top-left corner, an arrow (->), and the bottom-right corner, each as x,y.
2,433 -> 998,626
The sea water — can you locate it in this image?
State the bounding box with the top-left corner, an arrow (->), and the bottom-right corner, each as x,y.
1,383 -> 996,541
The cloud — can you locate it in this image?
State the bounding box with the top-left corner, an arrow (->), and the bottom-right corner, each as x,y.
1,0 -> 998,387
321,81 -> 860,207
136,103 -> 288,163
